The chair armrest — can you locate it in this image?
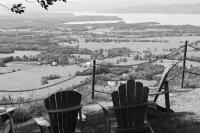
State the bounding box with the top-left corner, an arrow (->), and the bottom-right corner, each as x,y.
6,107 -> 16,113
0,107 -> 16,116
33,117 -> 51,127
98,102 -> 109,115
107,101 -> 155,110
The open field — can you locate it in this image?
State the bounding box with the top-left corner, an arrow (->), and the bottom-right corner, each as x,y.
0,62 -> 89,99
79,36 -> 200,51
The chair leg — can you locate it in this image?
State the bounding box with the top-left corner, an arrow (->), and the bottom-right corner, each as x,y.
106,116 -> 111,133
39,126 -> 44,133
146,122 -> 155,133
8,113 -> 15,133
10,119 -> 15,133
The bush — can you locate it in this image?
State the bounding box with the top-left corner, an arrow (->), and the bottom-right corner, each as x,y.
0,63 -> 6,67
76,63 -> 112,76
135,63 -> 164,75
185,81 -> 197,89
41,77 -> 48,85
75,71 -> 81,75
110,67 -> 130,75
127,63 -> 164,80
0,56 -> 14,63
0,56 -> 14,67
28,102 -> 45,117
134,54 -> 140,60
107,47 -> 131,58
41,74 -> 61,85
13,109 -> 32,124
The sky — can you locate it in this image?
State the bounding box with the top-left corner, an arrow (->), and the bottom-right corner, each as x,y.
0,0 -> 200,12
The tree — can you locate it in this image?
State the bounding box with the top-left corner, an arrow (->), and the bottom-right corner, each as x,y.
58,55 -> 69,65
0,0 -> 67,14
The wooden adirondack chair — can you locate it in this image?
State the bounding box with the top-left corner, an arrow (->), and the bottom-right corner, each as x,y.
148,64 -> 174,117
154,64 -> 173,102
100,80 -> 154,133
34,91 -> 83,133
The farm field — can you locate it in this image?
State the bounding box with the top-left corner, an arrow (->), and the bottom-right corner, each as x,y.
79,36 -> 200,51
0,62 -> 89,99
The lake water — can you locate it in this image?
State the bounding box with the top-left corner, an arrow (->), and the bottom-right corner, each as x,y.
64,20 -> 120,25
65,12 -> 200,26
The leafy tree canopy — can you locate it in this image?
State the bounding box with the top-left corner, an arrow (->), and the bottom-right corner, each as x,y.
1,0 -> 67,14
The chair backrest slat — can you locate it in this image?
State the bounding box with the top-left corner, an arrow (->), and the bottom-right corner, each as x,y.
48,94 -> 59,133
112,91 -> 123,127
134,82 -> 144,126
118,84 -> 128,127
55,92 -> 63,133
127,80 -> 135,127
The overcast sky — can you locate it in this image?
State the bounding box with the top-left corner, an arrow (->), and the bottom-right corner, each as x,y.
1,0 -> 200,12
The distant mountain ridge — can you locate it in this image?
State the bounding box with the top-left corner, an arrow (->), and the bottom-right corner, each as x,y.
102,4 -> 200,14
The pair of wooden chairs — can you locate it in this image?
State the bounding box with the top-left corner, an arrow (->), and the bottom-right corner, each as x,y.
35,65 -> 174,133
35,81 -> 154,133
35,82 -> 152,133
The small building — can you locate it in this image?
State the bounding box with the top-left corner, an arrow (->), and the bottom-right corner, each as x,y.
51,62 -> 58,66
83,61 -> 93,68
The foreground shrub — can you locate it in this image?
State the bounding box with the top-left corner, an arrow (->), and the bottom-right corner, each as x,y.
28,102 -> 46,117
129,63 -> 164,80
13,108 -> 32,124
184,81 -> 197,89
